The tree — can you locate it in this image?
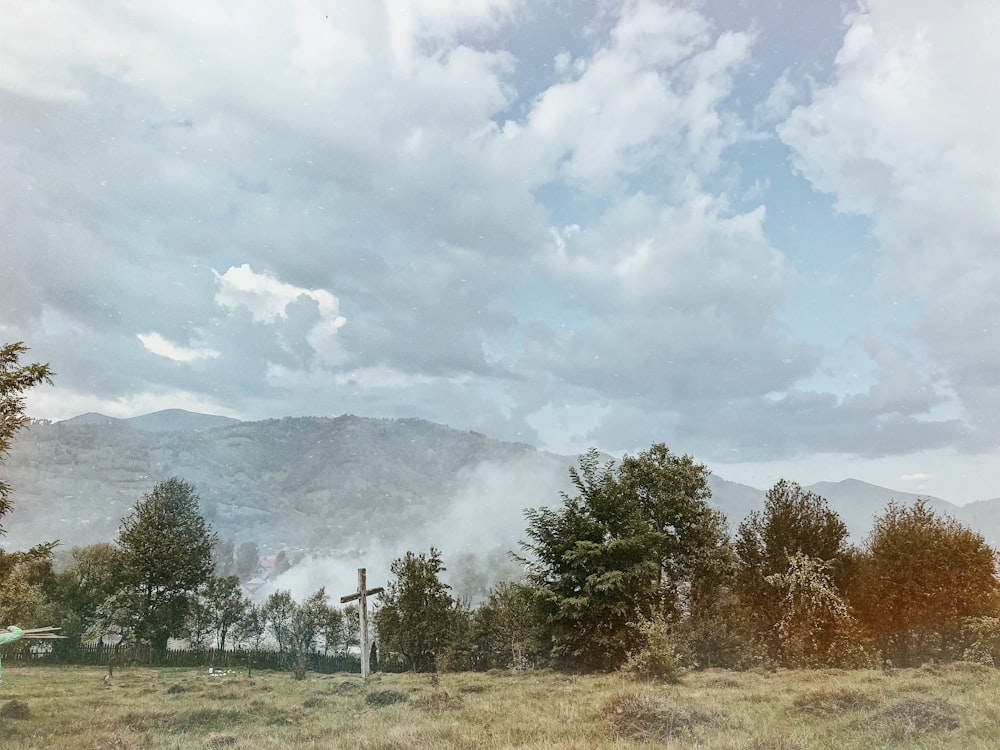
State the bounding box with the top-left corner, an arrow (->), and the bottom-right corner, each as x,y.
193,575 -> 249,651
110,477 -> 218,652
0,343 -> 56,627
765,553 -> 867,668
262,588 -> 335,678
520,445 -> 730,671
852,500 -> 999,665
734,480 -> 851,656
375,547 -> 459,672
262,589 -> 295,659
471,581 -> 544,670
48,543 -> 121,651
1,342 -> 52,537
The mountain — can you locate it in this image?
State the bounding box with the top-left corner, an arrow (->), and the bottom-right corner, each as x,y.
1,414 -> 573,557
59,409 -> 241,432
4,412 -> 999,562
803,479 -> 959,542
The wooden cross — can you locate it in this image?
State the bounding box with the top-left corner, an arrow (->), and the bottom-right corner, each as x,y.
340,568 -> 384,683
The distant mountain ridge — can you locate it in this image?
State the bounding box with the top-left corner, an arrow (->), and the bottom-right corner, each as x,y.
59,409 -> 241,432
4,412 -> 999,558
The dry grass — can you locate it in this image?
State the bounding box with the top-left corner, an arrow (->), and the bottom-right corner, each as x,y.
0,662 -> 997,748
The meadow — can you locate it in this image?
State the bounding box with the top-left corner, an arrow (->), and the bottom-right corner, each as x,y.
2,663 -> 1000,749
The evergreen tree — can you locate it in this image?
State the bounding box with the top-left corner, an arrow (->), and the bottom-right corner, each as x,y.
375,547 -> 459,672
520,445 -> 729,671
0,343 -> 56,588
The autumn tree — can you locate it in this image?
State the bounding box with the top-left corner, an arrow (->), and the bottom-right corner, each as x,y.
852,500 -> 999,665
520,445 -> 730,671
109,477 -> 218,652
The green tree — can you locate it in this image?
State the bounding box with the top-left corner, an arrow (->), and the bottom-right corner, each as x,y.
193,575 -> 249,651
471,581 -> 544,670
262,589 -> 295,658
375,547 -> 459,672
734,480 -> 851,657
1,342 -> 52,537
48,543 -> 121,651
852,500 -> 998,665
520,445 -> 729,671
231,601 -> 267,650
262,588 -> 334,677
110,477 -> 218,652
0,343 -> 56,604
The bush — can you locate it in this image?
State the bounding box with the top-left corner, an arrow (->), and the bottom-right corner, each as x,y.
623,612 -> 687,683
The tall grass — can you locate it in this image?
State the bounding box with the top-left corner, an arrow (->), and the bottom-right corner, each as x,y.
1,663 -> 998,749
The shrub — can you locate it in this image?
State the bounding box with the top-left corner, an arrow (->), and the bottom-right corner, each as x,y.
623,612 -> 687,683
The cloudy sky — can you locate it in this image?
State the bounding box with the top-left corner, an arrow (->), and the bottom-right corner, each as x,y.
2,0 -> 998,503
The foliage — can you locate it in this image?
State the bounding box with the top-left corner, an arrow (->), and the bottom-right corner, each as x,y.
623,610 -> 687,682
375,547 -> 461,672
185,575 -> 248,651
520,445 -> 729,671
261,587 -> 339,678
471,581 -> 543,669
0,342 -> 56,619
108,477 -> 218,652
48,543 -> 120,646
852,500 -> 999,665
766,552 -> 869,668
961,616 -> 1000,666
0,342 -> 52,536
734,480 -> 850,657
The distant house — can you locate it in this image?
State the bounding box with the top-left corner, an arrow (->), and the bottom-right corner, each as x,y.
257,555 -> 277,578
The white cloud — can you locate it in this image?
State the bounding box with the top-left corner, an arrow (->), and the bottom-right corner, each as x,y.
214,264 -> 343,325
779,0 -> 1000,449
137,332 -> 220,363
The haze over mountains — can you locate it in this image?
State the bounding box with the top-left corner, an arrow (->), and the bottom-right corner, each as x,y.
4,410 -> 999,571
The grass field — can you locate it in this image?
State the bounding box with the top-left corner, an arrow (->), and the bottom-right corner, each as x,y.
2,662 -> 999,749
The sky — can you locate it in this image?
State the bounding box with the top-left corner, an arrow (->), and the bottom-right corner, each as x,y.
2,0 -> 998,504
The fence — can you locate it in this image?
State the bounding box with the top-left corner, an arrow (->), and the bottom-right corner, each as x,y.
5,641 -> 408,674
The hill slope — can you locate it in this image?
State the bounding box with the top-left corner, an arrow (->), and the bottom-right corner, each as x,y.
4,414 -> 998,562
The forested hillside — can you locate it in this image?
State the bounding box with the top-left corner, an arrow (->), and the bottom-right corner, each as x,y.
2,415 -> 571,553
4,413 -> 998,559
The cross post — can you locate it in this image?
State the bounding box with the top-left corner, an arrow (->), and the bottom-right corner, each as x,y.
340,568 -> 384,683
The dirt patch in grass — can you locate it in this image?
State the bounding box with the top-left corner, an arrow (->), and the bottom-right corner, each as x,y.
365,689 -> 406,707
1,699 -> 31,720
604,688 -> 723,742
792,686 -> 878,717
302,692 -> 326,708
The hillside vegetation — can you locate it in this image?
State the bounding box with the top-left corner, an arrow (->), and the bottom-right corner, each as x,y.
5,414 -> 999,558
3,415 -> 567,553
